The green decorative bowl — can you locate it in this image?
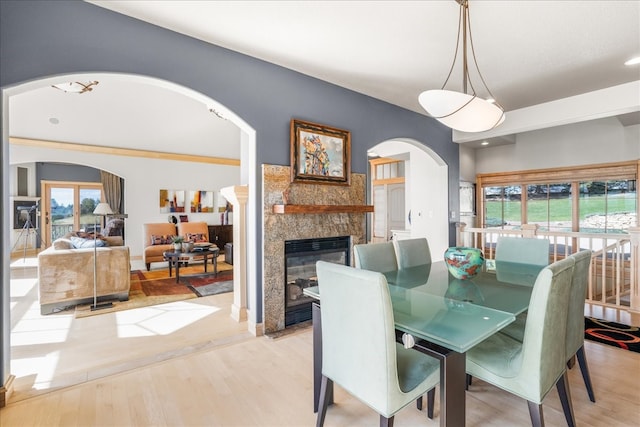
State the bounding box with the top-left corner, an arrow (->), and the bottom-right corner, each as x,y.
444,247 -> 484,280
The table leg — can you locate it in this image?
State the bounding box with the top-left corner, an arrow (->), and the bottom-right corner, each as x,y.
204,253 -> 208,273
213,253 -> 218,274
400,332 -> 465,427
175,259 -> 181,283
312,302 -> 333,413
168,257 -> 173,277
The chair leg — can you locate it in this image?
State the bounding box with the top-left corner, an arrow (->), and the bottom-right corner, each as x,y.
426,387 -> 435,419
145,263 -> 150,271
556,371 -> 576,427
576,345 -> 596,402
379,415 -> 394,427
416,396 -> 422,410
316,376 -> 332,427
466,373 -> 472,390
566,354 -> 576,369
527,401 -> 544,427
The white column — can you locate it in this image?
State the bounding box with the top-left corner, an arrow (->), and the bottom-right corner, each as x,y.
220,185 -> 248,322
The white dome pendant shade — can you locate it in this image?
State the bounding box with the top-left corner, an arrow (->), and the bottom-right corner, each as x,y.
419,89 -> 505,133
419,0 -> 505,133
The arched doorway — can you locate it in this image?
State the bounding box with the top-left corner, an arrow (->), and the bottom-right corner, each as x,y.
2,72 -> 258,399
368,138 -> 449,257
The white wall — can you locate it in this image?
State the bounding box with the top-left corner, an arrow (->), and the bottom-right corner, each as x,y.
371,140 -> 449,259
10,145 -> 240,259
474,117 -> 639,174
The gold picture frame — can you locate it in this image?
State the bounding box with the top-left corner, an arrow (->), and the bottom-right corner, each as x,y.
290,119 -> 351,185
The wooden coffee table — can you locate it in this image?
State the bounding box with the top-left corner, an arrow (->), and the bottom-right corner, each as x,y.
163,247 -> 220,283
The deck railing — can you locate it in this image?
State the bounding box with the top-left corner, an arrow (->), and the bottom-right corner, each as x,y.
456,224 -> 640,313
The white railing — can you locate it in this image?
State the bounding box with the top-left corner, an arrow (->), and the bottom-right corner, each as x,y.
456,224 -> 640,313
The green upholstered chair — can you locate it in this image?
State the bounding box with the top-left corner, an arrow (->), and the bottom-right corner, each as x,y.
393,238 -> 432,269
353,242 -> 398,273
466,257 -> 576,427
495,236 -> 550,267
315,261 -> 440,427
496,236 -> 550,341
564,250 -> 596,402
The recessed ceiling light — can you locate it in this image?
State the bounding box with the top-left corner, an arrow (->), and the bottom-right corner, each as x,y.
481,141 -> 489,146
49,117 -> 59,125
52,81 -> 99,94
624,56 -> 640,66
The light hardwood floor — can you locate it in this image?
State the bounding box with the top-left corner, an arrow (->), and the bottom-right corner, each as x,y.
3,257 -> 640,426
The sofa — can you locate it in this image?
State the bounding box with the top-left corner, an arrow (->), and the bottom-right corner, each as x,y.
38,234 -> 131,315
142,222 -> 214,270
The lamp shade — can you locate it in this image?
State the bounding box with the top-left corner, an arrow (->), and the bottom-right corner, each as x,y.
93,202 -> 113,216
418,89 -> 505,133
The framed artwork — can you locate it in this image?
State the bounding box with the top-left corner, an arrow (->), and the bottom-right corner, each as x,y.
290,119 -> 351,185
160,189 -> 186,213
188,190 -> 215,213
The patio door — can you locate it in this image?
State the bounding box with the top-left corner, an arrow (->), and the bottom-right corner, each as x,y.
41,181 -> 104,247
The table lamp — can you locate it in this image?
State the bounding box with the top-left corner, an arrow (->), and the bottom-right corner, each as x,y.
92,202 -> 113,311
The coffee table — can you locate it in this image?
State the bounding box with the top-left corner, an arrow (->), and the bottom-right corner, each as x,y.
163,247 -> 220,283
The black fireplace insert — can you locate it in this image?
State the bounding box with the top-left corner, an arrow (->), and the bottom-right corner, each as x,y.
284,236 -> 350,326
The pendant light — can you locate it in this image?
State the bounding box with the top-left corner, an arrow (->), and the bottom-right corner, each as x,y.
419,0 -> 504,133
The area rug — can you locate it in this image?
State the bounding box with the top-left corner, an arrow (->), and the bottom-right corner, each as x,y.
584,317 -> 640,353
187,279 -> 234,297
75,262 -> 233,318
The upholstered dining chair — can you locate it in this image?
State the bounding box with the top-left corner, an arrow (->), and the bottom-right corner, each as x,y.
495,236 -> 550,267
495,236 -> 550,340
393,237 -> 432,269
353,242 -> 398,273
315,261 -> 440,427
465,257 -> 577,427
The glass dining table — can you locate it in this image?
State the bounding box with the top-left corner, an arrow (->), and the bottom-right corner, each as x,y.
303,260 -> 543,427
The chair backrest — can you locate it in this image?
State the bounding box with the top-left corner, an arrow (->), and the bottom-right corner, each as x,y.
316,261 -> 400,414
353,242 -> 398,272
518,256 -> 575,402
393,238 -> 432,269
566,250 -> 592,358
495,236 -> 550,267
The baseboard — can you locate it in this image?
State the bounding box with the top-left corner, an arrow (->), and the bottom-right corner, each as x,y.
1,374 -> 16,408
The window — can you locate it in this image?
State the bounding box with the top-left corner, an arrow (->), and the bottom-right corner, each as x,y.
477,161 -> 638,234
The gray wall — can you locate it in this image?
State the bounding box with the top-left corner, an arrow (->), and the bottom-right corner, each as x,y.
0,0 -> 457,386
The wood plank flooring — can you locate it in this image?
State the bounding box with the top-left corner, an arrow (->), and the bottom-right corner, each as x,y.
3,257 -> 640,426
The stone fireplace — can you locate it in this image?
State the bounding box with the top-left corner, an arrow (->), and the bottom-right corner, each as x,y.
263,165 -> 368,334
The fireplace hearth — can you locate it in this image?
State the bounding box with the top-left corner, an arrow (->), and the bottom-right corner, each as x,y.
284,236 -> 350,326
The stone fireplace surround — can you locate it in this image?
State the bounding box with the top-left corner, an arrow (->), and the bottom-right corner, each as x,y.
263,165 -> 368,334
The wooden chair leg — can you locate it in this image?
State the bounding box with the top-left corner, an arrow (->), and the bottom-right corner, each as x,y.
416,396 -> 423,410
380,415 -> 394,427
556,371 -> 576,427
576,346 -> 596,402
527,401 -> 544,427
426,387 -> 435,419
566,354 -> 576,369
316,376 -> 332,427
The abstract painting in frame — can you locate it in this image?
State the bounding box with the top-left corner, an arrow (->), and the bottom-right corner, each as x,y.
290,119 -> 351,185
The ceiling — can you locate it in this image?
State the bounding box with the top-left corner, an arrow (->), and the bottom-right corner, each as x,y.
10,1 -> 640,155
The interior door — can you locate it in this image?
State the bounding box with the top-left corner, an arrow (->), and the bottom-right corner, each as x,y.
42,181 -> 103,247
387,184 -> 405,237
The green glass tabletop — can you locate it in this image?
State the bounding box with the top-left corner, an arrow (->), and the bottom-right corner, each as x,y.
303,260 -> 545,353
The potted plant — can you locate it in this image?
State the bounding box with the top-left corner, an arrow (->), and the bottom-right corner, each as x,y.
171,235 -> 184,252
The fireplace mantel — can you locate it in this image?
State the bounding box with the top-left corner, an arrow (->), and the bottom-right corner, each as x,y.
272,204 -> 374,214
